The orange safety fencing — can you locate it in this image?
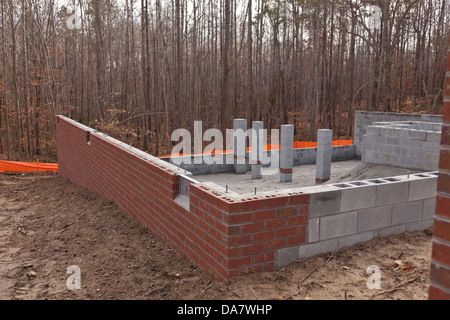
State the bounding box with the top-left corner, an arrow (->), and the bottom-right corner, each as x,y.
0,161 -> 59,173
159,140 -> 353,158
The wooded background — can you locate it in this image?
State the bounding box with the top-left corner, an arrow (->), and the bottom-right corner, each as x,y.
0,0 -> 449,161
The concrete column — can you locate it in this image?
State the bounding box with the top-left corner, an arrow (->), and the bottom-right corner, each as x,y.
316,129 -> 333,184
280,125 -> 294,183
251,121 -> 264,179
234,119 -> 247,174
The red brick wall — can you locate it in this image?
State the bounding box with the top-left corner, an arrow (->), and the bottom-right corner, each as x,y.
56,116 -> 308,282
429,35 -> 450,300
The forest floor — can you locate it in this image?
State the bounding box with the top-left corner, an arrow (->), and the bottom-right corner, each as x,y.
0,172 -> 433,300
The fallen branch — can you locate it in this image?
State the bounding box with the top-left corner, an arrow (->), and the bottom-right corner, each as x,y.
370,275 -> 421,300
249,286 -> 259,300
284,253 -> 334,300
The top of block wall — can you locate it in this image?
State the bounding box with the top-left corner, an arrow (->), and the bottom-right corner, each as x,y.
57,115 -> 189,176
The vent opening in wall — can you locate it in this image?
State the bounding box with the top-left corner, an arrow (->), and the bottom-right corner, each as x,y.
86,131 -> 91,146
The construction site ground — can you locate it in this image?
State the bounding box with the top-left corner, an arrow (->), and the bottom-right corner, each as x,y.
0,171 -> 433,300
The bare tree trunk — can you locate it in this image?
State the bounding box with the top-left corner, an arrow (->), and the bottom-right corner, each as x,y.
221,0 -> 231,130
22,0 -> 32,160
1,0 -> 10,160
247,0 -> 254,123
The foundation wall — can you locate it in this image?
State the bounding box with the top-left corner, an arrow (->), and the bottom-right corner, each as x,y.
364,121 -> 442,171
57,116 -> 438,283
354,111 -> 442,158
56,116 -> 309,282
276,173 -> 438,268
162,145 -> 356,176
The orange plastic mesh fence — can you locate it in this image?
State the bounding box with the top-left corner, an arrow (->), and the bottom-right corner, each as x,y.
159,140 -> 353,158
0,161 -> 59,173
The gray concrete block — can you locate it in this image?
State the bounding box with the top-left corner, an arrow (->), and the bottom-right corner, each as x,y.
320,212 -> 358,240
375,181 -> 409,206
427,131 -> 442,143
386,137 -> 401,146
423,197 -> 437,220
405,219 -> 434,233
276,246 -> 299,268
308,218 -> 320,243
377,224 -> 406,238
409,178 -> 438,201
297,239 -> 339,260
357,206 -> 393,232
340,185 -> 376,212
409,129 -> 426,141
309,190 -> 341,218
392,200 -> 423,225
338,231 -> 374,250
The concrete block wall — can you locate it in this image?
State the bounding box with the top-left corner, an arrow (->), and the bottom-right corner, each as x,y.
162,145 -> 356,175
429,35 -> 450,300
354,111 -> 443,158
364,121 -> 442,171
276,173 -> 437,268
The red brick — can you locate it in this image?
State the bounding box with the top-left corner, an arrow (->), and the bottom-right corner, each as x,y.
265,196 -> 288,208
277,207 -> 297,217
287,235 -> 307,246
440,149 -> 450,171
297,225 -> 307,234
241,198 -> 265,212
209,206 -> 224,220
276,226 -> 298,238
434,219 -> 450,243
436,196 -> 450,219
430,263 -> 450,290
228,234 -> 252,247
288,215 -> 308,226
289,193 -> 309,205
298,205 -> 309,215
429,285 -> 450,300
437,172 -> 450,195
265,218 -> 287,230
253,209 -> 277,221
228,225 -> 241,236
228,213 -> 253,225
265,239 -> 286,251
253,230 -> 276,243
265,261 -> 276,272
442,125 -> 450,147
432,241 -> 450,267
204,192 -> 218,206
217,198 -> 242,213
445,76 -> 450,98
226,256 -> 252,269
254,251 -> 275,263
241,243 -> 265,256
444,101 -> 450,123
240,222 -> 265,234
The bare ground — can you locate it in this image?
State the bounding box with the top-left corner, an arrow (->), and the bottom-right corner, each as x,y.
0,172 -> 433,300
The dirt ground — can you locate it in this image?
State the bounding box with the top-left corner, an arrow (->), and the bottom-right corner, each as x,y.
0,172 -> 433,300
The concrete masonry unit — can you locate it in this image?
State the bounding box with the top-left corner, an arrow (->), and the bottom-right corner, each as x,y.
363,121 -> 442,171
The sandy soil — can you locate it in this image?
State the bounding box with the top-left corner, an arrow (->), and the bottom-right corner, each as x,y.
0,172 -> 433,300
